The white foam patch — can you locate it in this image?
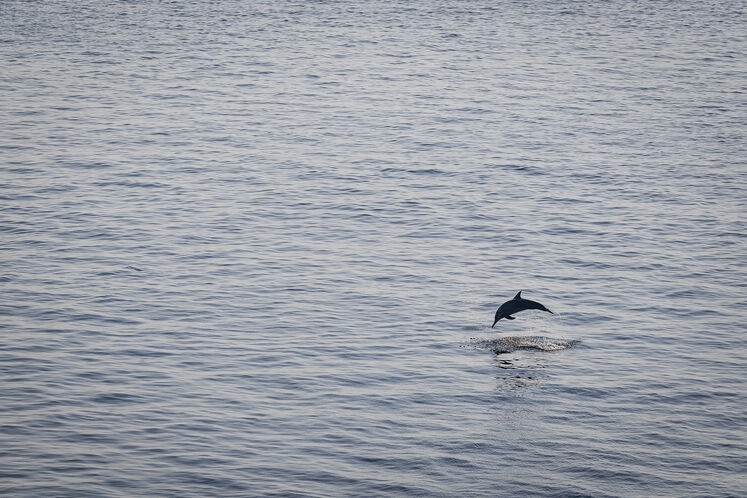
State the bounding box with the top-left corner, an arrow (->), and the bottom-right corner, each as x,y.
470,335 -> 578,354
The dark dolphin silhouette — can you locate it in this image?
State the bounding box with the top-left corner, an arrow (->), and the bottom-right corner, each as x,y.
492,291 -> 553,327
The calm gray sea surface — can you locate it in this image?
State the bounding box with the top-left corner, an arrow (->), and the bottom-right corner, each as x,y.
1,1 -> 746,496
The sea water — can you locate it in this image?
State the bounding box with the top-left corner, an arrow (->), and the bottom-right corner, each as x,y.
1,1 -> 745,496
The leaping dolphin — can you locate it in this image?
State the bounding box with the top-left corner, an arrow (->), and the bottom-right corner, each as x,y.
492,291 -> 553,327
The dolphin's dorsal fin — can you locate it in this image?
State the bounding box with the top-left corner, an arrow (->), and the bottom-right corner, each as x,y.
513,291 -> 522,300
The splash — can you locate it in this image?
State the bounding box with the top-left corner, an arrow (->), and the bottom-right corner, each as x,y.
470,336 -> 578,354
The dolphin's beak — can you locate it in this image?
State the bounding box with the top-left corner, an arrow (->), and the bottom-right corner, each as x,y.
491,320 -> 497,328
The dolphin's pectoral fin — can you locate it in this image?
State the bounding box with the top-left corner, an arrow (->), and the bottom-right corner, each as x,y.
505,315 -> 515,320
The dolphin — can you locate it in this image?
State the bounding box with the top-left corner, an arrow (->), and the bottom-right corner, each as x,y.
492,291 -> 553,327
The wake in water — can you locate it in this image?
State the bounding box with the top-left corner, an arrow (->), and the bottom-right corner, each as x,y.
470,336 -> 578,354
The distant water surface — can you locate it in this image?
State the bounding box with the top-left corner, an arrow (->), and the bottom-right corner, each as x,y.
1,1 -> 746,496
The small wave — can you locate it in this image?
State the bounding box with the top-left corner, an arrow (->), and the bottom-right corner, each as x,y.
470,336 -> 578,354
